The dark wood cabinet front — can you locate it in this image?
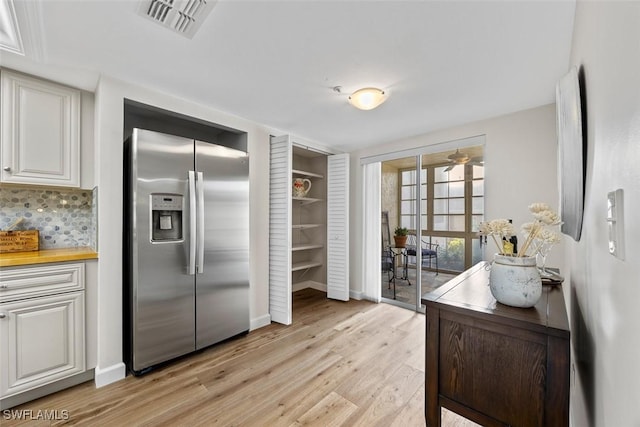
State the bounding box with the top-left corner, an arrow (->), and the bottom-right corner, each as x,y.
422,263 -> 570,426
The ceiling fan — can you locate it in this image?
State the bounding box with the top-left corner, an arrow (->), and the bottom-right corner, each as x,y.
444,149 -> 484,172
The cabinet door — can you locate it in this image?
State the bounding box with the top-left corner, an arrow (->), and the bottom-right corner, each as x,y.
327,153 -> 350,301
1,70 -> 80,187
268,135 -> 292,325
0,291 -> 85,398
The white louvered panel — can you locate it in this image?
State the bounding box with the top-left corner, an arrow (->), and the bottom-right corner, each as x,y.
269,135 -> 292,324
326,153 -> 350,301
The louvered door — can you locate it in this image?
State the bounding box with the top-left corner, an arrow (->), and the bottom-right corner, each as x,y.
327,154 -> 350,301
269,136 -> 350,324
268,135 -> 292,325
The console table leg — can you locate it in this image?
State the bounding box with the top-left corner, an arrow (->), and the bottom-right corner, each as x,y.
425,307 -> 441,426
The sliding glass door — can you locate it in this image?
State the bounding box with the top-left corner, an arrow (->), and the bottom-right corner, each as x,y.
377,144 -> 484,311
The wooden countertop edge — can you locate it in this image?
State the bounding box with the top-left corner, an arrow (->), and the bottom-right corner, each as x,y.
0,247 -> 98,267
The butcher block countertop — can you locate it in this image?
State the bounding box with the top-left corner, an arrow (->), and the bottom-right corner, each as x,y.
0,247 -> 98,267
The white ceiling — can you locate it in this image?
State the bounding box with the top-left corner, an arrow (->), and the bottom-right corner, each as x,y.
3,0 -> 575,152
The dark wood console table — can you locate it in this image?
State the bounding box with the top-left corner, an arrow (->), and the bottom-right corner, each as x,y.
421,262 -> 570,426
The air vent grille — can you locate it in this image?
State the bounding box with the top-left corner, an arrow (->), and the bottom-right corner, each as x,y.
146,0 -> 174,23
138,0 -> 216,38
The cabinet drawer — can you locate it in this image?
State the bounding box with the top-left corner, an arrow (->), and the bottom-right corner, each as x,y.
0,263 -> 85,302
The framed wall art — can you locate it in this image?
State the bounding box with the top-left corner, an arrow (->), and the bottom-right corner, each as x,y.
556,66 -> 586,242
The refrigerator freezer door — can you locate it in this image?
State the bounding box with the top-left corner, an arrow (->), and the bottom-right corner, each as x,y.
195,141 -> 250,349
130,129 -> 196,372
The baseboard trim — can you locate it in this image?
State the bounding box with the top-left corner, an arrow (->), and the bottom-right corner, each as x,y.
94,362 -> 126,388
349,289 -> 363,300
293,280 -> 327,293
250,313 -> 271,331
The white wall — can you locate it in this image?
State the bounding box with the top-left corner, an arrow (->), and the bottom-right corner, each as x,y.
93,76 -> 271,386
566,2 -> 640,426
349,104 -> 562,295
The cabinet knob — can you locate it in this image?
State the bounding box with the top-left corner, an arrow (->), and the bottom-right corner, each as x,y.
3,166 -> 11,172
0,313 -> 7,319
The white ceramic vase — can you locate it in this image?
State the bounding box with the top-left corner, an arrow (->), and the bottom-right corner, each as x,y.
489,254 -> 542,308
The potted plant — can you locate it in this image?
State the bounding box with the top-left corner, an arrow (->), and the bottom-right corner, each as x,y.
394,226 -> 409,248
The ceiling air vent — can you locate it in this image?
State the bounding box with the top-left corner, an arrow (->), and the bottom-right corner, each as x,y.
138,0 -> 217,38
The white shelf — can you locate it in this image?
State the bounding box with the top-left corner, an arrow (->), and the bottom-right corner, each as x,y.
293,196 -> 322,205
292,169 -> 324,179
292,244 -> 324,252
292,224 -> 322,230
291,261 -> 323,272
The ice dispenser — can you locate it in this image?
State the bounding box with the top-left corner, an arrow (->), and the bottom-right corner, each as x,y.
151,194 -> 183,242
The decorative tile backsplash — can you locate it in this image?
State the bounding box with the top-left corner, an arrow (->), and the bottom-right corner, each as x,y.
0,185 -> 97,250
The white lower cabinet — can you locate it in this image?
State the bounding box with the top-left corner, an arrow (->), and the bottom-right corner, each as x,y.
0,263 -> 85,402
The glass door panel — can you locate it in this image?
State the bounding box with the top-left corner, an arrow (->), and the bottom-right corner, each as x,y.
380,156 -> 419,310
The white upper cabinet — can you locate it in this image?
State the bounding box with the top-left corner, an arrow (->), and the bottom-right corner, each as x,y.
1,70 -> 81,187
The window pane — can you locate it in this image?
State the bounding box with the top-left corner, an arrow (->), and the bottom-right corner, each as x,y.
472,215 -> 484,232
421,215 -> 427,230
472,197 -> 484,214
402,170 -> 415,183
401,200 -> 415,214
401,215 -> 414,229
448,165 -> 465,181
434,167 -> 448,183
449,181 -> 464,197
401,186 -> 415,199
473,165 -> 484,179
421,168 -> 427,181
449,215 -> 465,231
433,215 -> 448,231
421,200 -> 427,215
421,184 -> 427,199
434,183 -> 448,198
473,180 -> 484,196
471,237 -> 483,265
434,199 -> 448,214
432,237 -> 465,272
449,198 -> 465,214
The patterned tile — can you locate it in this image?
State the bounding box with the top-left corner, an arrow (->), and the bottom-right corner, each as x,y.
0,185 -> 96,250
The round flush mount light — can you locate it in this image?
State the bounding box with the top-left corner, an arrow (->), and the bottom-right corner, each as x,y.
348,87 -> 387,110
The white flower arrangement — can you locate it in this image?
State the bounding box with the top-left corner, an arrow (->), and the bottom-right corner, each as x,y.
478,219 -> 516,255
479,202 -> 562,259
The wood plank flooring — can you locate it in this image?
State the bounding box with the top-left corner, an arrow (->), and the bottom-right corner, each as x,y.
2,289 -> 478,426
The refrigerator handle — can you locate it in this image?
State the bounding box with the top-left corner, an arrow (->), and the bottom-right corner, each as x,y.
188,171 -> 197,275
196,171 -> 205,274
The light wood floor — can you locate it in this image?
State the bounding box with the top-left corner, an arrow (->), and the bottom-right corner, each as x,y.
3,289 -> 478,426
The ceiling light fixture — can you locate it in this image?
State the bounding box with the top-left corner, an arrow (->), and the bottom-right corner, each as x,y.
348,87 -> 387,111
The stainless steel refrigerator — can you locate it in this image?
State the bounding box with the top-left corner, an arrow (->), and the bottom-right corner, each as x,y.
124,128 -> 249,375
